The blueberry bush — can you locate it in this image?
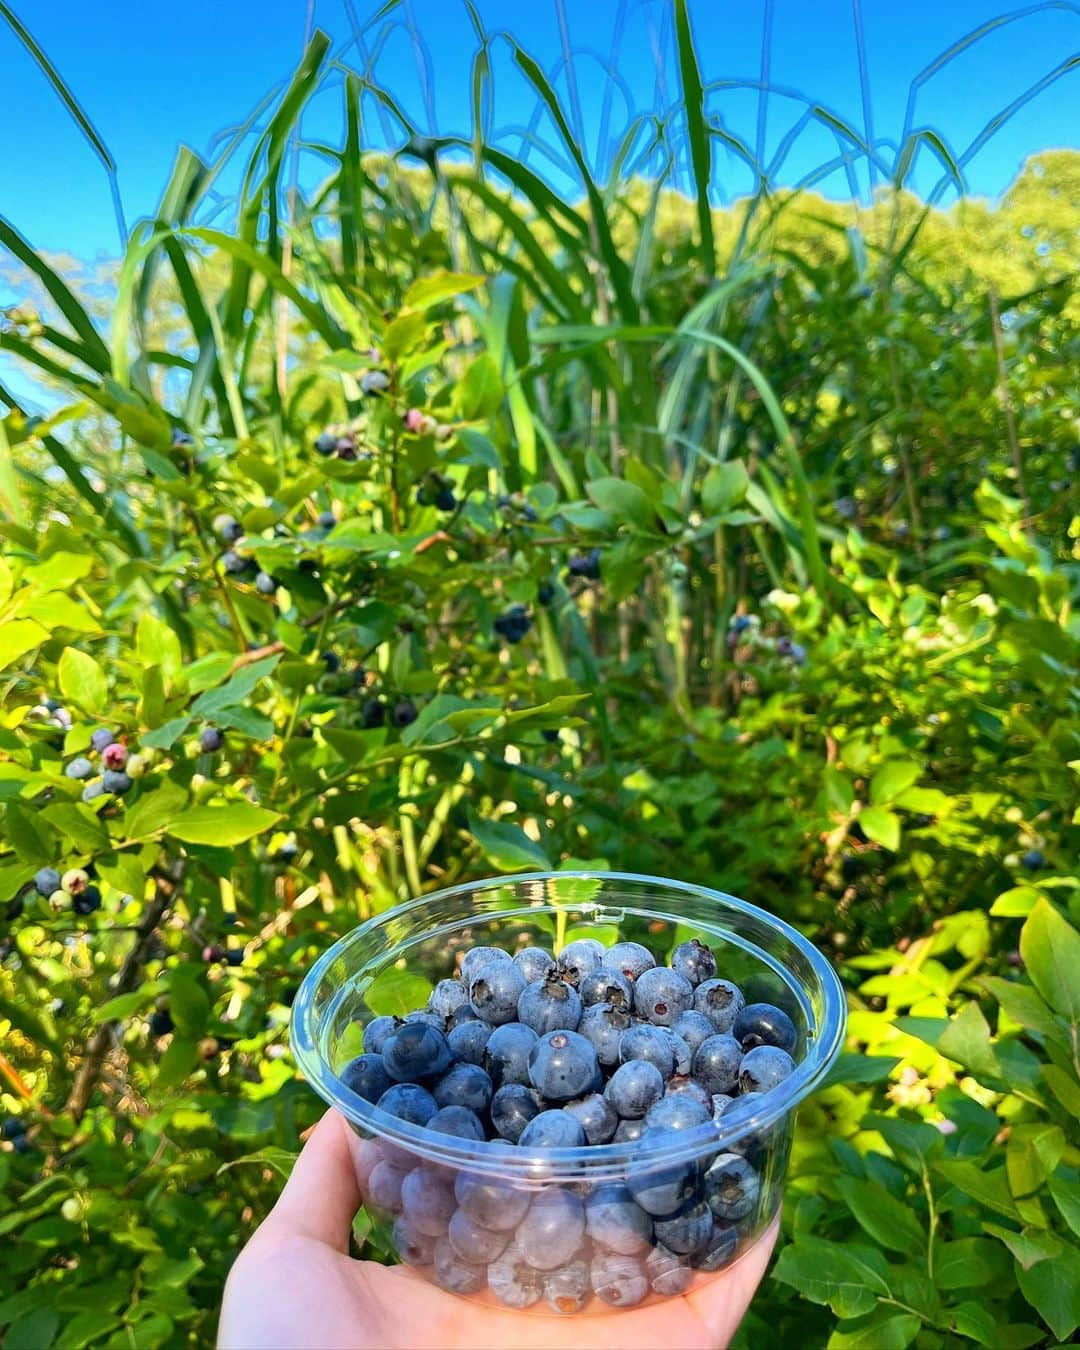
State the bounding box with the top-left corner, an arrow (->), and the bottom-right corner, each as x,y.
0,7 -> 1078,1347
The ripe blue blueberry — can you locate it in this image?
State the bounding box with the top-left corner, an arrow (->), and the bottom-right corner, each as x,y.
694,979 -> 745,1034
102,770 -> 132,795
401,1167 -> 457,1235
199,727 -> 223,753
664,1075 -> 713,1113
711,1093 -> 735,1122
694,1223 -> 739,1271
518,1109 -> 586,1149
516,1188 -> 585,1270
619,1023 -> 676,1077
447,1209 -> 510,1264
704,1152 -> 760,1221
604,1060 -> 664,1119
429,977 -> 469,1020
391,699 -> 417,729
460,945 -> 512,985
528,1030 -> 600,1101
382,1022 -> 453,1081
512,946 -> 554,983
484,1022 -> 538,1087
361,698 -> 385,728
255,572 -> 276,595
1,1117 -> 27,1140
692,1034 -> 743,1095
317,509 -> 336,529
90,728 -> 116,754
673,1009 -> 718,1054
392,1214 -> 435,1266
448,1002 -> 480,1026
584,1184 -> 653,1255
363,1015 -> 398,1055
1021,849 -> 1045,871
739,1044 -> 796,1093
602,941 -> 656,983
556,938 -> 605,987
490,1083 -> 542,1142
375,1083 -> 438,1126
563,1092 -> 618,1145
654,1198 -> 714,1255
517,972 -> 582,1034
567,548 -> 602,581
544,1259 -> 591,1315
428,1105 -> 486,1141
590,1252 -> 648,1307
367,1159 -> 407,1212
433,1063 -> 494,1113
645,1094 -> 711,1133
633,966 -> 693,1026
454,1169 -> 531,1231
578,967 -> 633,1010
213,513 -> 243,543
613,1117 -> 647,1143
578,1002 -> 631,1068
73,885 -> 102,916
488,1242 -> 544,1308
647,1243 -> 693,1295
314,431 -> 337,456
403,1010 -> 444,1029
670,938 -> 717,986
33,867 -> 61,897
65,757 -> 93,780
732,1002 -> 797,1053
494,605 -> 532,644
446,1019 -> 492,1066
434,486 -> 457,512
433,1237 -> 486,1294
626,1130 -> 701,1216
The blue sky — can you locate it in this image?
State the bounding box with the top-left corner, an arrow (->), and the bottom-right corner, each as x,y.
1,0 -> 1077,261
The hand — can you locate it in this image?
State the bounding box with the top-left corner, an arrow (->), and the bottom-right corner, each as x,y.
219,1110 -> 777,1350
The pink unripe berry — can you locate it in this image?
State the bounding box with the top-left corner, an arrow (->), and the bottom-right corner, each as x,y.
103,743 -> 128,770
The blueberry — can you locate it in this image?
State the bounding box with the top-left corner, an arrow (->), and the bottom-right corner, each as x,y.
363,1015 -> 398,1055
655,1198 -> 714,1255
447,1208 -> 510,1264
428,1105 -> 486,1140
1021,849 -> 1045,871
590,1251 -> 647,1307
392,1214 -> 435,1266
711,1092 -> 735,1123
447,1019 -> 492,1066
82,782 -> 106,803
544,1259 -> 591,1315
320,650 -> 341,674
732,1002 -> 797,1053
454,1170 -> 531,1231
739,1044 -> 796,1093
619,1023 -> 676,1077
694,1223 -> 739,1271
579,967 -> 633,1010
403,1007 -> 446,1027
537,581 -> 555,607
605,1060 -> 664,1119
519,1109 -> 586,1149
645,1094 -> 710,1133
578,1002 -> 631,1069
433,1236 -> 486,1294
512,947 -> 554,983
469,961 -> 526,1026
585,1184 -> 653,1255
670,938 -> 717,987
434,487 -> 457,512
368,1159 -> 407,1212
664,1075 -> 713,1113
633,966 -> 693,1026
401,1167 -> 457,1235
626,1131 -> 701,1216
375,1083 -> 438,1126
484,1022 -> 538,1087
694,979 -> 746,1034
673,1009 -> 718,1054
490,1083 -> 542,1143
199,727 -> 223,753
488,1242 -> 544,1308
647,1243 -> 693,1295
429,978 -> 468,1020
528,1030 -> 600,1101
391,699 -> 417,729
314,432 -> 337,456
494,605 -> 531,644
149,1008 -> 173,1037
33,867 -> 61,897
460,945 -> 512,986
90,728 -> 116,754
317,509 -> 336,529
602,945 -> 653,988
567,548 -> 602,581
516,1188 -> 585,1270
222,551 -> 249,575
382,1022 -> 453,1082
61,869 -> 89,895
255,572 -> 277,595
704,1152 -> 760,1221
692,1034 -> 743,1095
11,1134 -> 33,1155
102,743 -> 127,770
613,1117 -> 647,1143
517,971 -> 582,1034
563,1092 -> 618,1145
73,886 -> 102,916
556,938 -> 605,988
449,1003 -> 480,1026
65,757 -> 93,780
433,1063 -> 493,1114
339,1053 -> 392,1103
361,698 -> 386,729
102,770 -> 132,795
1,1117 -> 27,1140
213,513 -> 244,543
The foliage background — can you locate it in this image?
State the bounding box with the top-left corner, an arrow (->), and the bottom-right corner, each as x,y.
0,2 -> 1078,1346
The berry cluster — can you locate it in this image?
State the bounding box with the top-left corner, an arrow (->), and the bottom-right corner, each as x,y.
336,935 -> 798,1311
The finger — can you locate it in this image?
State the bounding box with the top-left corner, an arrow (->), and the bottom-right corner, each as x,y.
259,1109 -> 365,1250
686,1217 -> 780,1346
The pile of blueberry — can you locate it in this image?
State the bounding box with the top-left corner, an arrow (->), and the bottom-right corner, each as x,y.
336,935 -> 799,1313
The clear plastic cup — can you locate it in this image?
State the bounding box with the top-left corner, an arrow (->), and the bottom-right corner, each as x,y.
290,872 -> 846,1315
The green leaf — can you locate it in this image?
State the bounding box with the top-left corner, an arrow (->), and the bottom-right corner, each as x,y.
984,1223 -> 1063,1270
933,1237 -> 1008,1289
400,694 -> 476,747
990,886 -> 1043,918
455,353 -> 503,419
945,1302 -> 998,1347
772,1238 -> 891,1318
701,460 -> 749,514
140,716 -> 192,749
166,802 -> 281,846
865,1115 -> 944,1171
870,760 -> 920,805
21,592 -> 97,632
3,800 -> 54,865
0,618 -> 49,670
156,1036 -> 199,1089
57,646 -> 107,713
937,1002 -> 1002,1081
835,1176 -> 925,1254
823,1053 -> 901,1087
55,1309 -> 121,1349
5,1308 -> 61,1350
123,781 -> 188,840
933,1160 -> 1020,1220
1015,1240 -> 1080,1342
1019,898 -> 1080,1022
217,1146 -> 297,1182
1049,1176 -> 1080,1238
858,805 -> 900,850
364,966 -> 434,1018
1041,1064 -> 1080,1116
586,477 -> 655,531
466,811 -> 551,872
39,802 -> 108,852
168,975 -> 210,1037
827,1312 -> 920,1350
402,271 -> 484,312
981,976 -> 1064,1043
92,989 -> 153,1024
1006,1123 -> 1065,1197
136,612 -> 182,681
190,654 -> 280,719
